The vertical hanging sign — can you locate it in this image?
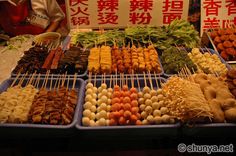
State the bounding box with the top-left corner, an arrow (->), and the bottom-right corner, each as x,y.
66,0 -> 189,29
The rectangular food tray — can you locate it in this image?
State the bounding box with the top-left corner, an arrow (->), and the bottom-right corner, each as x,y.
76,77 -> 180,136
0,77 -> 85,136
163,48 -> 231,77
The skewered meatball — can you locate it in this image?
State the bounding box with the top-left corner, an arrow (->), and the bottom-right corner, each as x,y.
220,35 -> 229,41
223,41 -> 233,48
229,34 -> 236,41
217,43 -> 225,51
214,36 -> 222,44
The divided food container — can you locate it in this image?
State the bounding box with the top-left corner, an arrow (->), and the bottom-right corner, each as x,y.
0,77 -> 85,137
76,77 -> 180,137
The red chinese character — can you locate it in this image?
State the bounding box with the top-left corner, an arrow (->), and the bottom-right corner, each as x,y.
97,0 -> 119,12
98,12 -> 118,24
163,13 -> 181,24
226,0 -> 236,15
163,0 -> 183,12
130,0 -> 153,12
129,12 -> 152,24
222,18 -> 236,28
203,0 -> 222,16
71,7 -> 89,16
203,17 -> 220,32
69,0 -> 88,6
71,16 -> 90,26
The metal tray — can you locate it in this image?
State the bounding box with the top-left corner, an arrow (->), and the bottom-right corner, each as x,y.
76,77 -> 180,137
0,77 -> 85,137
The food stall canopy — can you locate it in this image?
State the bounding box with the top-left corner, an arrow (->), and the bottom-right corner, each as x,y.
66,0 -> 189,29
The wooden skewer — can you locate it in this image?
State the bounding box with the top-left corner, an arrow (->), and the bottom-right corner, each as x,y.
57,74 -> 62,90
109,75 -> 112,88
131,71 -> 134,88
31,71 -> 38,86
61,71 -> 67,87
104,73 -> 106,84
158,74 -> 163,88
148,71 -> 153,90
10,71 -> 21,87
45,70 -> 50,88
66,75 -> 70,91
88,72 -> 91,83
36,73 -> 41,88
136,74 -> 141,92
143,72 -> 147,87
94,74 -> 97,88
54,75 -> 59,90
50,74 -> 53,91
41,71 -> 48,88
72,73 -> 77,90
19,72 -> 28,86
154,72 -> 159,89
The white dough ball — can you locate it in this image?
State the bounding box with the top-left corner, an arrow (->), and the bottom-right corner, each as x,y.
141,111 -> 148,119
138,92 -> 143,98
86,83 -> 93,89
150,90 -> 157,96
139,104 -> 146,111
145,106 -> 153,114
86,88 -> 93,95
83,102 -> 92,109
82,117 -> 90,126
90,112 -> 96,120
83,109 -> 92,117
85,95 -> 93,102
91,99 -> 97,105
160,107 -> 168,115
98,118 -> 106,126
145,99 -> 152,106
89,120 -> 96,126
152,102 -> 161,110
153,109 -> 161,117
100,103 -> 107,111
101,83 -> 107,89
90,105 -> 97,113
144,93 -> 151,100
147,115 -> 154,124
142,119 -> 148,125
154,116 -> 162,124
99,110 -> 107,119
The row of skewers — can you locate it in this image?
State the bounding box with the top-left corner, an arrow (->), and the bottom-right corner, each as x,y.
82,66 -> 236,127
0,72 -> 79,125
82,72 -> 176,126
88,44 -> 162,74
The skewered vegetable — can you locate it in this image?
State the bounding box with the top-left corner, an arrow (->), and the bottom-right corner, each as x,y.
161,47 -> 197,74
188,48 -> 227,75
